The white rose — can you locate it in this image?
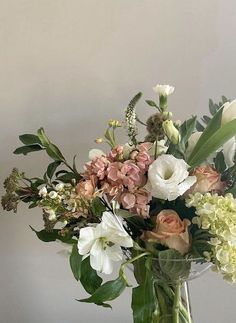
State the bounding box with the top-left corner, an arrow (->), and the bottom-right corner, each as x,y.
153,84 -> 175,97
222,99 -> 236,125
89,149 -> 105,160
147,154 -> 196,201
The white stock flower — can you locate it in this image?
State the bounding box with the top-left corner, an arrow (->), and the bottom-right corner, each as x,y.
89,149 -> 105,161
77,211 -> 133,274
38,186 -> 47,197
222,99 -> 236,125
153,84 -> 175,97
147,154 -> 196,201
149,140 -> 168,157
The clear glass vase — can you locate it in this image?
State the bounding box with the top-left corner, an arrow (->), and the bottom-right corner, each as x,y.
132,258 -> 211,323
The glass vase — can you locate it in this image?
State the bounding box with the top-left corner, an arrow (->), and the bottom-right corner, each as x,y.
132,258 -> 211,323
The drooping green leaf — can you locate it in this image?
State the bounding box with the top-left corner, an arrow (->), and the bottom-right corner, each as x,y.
47,161 -> 61,179
19,134 -> 42,145
79,276 -> 126,306
70,244 -> 83,281
80,257 -> 103,295
188,119 -> 236,167
132,258 -> 157,323
29,226 -> 75,244
158,249 -> 191,280
14,145 -> 44,155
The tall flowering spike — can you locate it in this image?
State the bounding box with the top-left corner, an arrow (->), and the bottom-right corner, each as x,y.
125,92 -> 142,146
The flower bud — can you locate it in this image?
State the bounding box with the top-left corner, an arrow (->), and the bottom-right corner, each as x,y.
108,119 -> 121,128
162,111 -> 173,120
95,137 -> 103,144
162,120 -> 181,144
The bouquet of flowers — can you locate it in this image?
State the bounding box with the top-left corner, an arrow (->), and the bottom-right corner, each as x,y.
2,84 -> 236,323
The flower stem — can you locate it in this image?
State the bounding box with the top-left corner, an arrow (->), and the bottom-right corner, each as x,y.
172,282 -> 181,323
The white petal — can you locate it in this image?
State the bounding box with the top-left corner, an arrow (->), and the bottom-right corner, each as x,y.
90,251 -> 114,274
89,149 -> 105,160
77,227 -> 96,255
223,137 -> 236,168
178,176 -> 197,196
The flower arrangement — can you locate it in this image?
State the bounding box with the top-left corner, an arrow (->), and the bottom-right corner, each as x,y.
2,84 -> 236,322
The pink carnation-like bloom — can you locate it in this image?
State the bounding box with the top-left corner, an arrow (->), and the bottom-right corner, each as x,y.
85,156 -> 110,180
120,189 -> 151,218
130,143 -> 153,171
109,145 -> 124,161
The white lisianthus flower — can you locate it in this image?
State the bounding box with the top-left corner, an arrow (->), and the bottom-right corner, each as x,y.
222,99 -> 236,125
89,149 -> 105,161
153,84 -> 175,97
77,212 -> 133,274
38,186 -> 47,197
147,154 -> 196,201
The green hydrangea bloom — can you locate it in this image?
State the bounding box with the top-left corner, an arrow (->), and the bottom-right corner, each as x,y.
186,192 -> 236,283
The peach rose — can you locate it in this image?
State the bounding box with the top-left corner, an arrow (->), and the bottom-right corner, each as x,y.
188,166 -> 225,195
141,209 -> 191,255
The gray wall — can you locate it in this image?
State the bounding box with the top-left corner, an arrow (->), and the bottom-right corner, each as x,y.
0,1 -> 236,322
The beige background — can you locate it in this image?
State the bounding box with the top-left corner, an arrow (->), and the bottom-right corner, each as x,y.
0,1 -> 236,322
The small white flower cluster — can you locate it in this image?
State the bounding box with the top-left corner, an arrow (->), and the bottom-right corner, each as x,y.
186,192 -> 236,282
38,183 -> 85,221
153,84 -> 175,97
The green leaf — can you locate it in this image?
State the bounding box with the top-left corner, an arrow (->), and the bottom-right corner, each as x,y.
196,120 -> 204,132
46,143 -> 65,161
178,116 -> 197,154
14,145 -> 44,155
80,257 -> 102,295
158,249 -> 190,280
225,186 -> 236,197
214,151 -> 226,173
188,107 -> 223,163
209,99 -> 218,115
19,134 -> 42,145
115,209 -> 136,218
37,127 -> 50,146
90,197 -> 106,216
188,119 -> 236,167
70,244 -> 82,281
79,276 -> 126,306
57,172 -> 79,183
132,258 -> 157,323
30,226 -> 75,244
47,161 -> 61,179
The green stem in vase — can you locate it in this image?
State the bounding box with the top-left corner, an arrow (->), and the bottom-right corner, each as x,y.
172,282 -> 181,323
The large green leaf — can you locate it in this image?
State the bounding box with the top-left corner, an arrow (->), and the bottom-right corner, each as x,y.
80,257 -> 102,295
132,258 -> 157,323
158,249 -> 190,281
29,226 -> 75,244
37,127 -> 50,146
188,107 -> 223,162
188,119 -> 236,167
79,276 -> 126,306
70,244 -> 83,281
